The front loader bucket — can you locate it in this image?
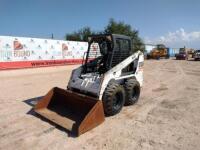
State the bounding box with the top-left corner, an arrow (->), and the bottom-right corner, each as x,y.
34,87 -> 105,136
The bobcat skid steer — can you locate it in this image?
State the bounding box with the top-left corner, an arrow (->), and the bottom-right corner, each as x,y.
34,34 -> 144,136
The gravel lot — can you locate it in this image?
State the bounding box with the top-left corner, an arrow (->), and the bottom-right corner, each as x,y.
0,59 -> 200,150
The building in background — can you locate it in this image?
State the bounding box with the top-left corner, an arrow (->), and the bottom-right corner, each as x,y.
145,44 -> 157,53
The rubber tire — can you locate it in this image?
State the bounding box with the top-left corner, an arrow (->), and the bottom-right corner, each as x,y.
124,79 -> 140,105
102,82 -> 125,116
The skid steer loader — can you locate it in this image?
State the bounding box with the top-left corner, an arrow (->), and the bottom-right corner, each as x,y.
34,34 -> 144,136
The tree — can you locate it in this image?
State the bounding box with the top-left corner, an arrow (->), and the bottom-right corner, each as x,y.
65,32 -> 81,41
65,19 -> 145,52
65,27 -> 94,42
104,18 -> 145,52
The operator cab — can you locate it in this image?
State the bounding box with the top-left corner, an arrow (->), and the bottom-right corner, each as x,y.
82,34 -> 133,74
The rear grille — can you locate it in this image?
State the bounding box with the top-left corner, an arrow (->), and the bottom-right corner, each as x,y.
111,51 -> 130,67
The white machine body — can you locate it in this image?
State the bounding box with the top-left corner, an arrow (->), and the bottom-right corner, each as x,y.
67,51 -> 144,100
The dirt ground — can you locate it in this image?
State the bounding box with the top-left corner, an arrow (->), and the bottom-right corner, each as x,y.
0,59 -> 200,150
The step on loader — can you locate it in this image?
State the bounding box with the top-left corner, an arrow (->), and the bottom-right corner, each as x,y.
34,34 -> 144,136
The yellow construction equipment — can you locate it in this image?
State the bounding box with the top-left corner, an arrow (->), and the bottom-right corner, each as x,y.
147,44 -> 169,59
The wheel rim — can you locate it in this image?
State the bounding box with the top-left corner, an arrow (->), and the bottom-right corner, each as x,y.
131,86 -> 140,102
113,92 -> 123,110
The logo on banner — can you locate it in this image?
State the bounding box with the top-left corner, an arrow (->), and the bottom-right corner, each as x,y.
62,43 -> 71,57
62,43 -> 68,51
14,40 -> 23,50
13,40 -> 30,58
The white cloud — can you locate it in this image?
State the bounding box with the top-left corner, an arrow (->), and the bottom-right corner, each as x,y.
145,28 -> 200,48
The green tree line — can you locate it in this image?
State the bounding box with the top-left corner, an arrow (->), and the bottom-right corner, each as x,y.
65,18 -> 145,52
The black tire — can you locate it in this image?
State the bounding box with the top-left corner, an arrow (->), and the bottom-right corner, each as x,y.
124,79 -> 140,105
102,82 -> 125,116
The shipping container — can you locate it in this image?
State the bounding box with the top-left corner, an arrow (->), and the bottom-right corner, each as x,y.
167,48 -> 179,57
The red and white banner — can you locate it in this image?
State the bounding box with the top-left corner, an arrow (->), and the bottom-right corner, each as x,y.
0,36 -> 99,70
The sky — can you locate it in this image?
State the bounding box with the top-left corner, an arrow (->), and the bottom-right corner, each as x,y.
0,0 -> 200,48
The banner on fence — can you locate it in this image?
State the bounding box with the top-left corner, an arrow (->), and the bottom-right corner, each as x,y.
0,36 -> 99,69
